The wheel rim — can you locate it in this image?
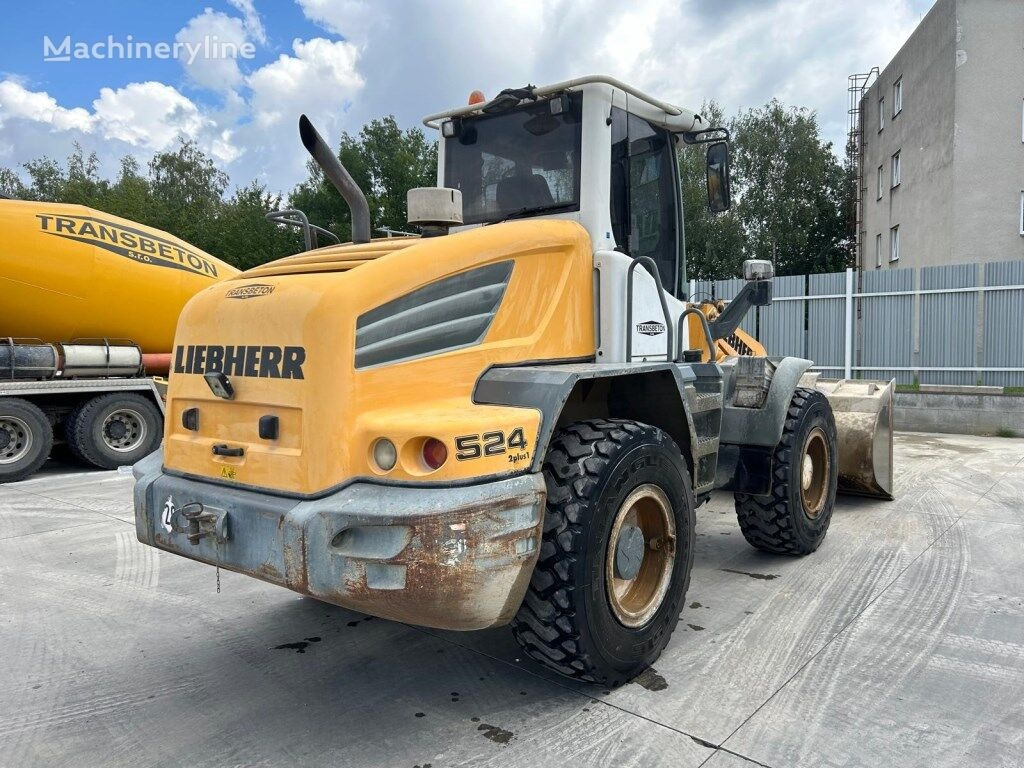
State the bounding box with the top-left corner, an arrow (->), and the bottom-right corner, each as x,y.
800,427 -> 830,518
101,409 -> 147,453
605,484 -> 676,628
0,416 -> 33,465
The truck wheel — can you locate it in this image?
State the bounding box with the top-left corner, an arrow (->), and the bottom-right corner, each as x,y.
511,419 -> 695,685
0,399 -> 53,482
65,393 -> 162,470
734,388 -> 838,555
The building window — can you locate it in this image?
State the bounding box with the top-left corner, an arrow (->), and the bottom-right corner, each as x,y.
893,78 -> 903,116
875,233 -> 882,268
877,165 -> 884,199
878,97 -> 884,132
891,151 -> 901,188
890,225 -> 900,262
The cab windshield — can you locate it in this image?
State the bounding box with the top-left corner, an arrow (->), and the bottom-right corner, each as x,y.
443,93 -> 583,225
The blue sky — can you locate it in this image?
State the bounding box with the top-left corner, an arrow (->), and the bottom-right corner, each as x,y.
0,0 -> 937,197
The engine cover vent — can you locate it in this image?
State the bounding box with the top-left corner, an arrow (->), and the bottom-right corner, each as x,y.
354,261 -> 514,369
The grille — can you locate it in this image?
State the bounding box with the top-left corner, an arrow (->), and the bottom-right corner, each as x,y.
354,261 -> 514,369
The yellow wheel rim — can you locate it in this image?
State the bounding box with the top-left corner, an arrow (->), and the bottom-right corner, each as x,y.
800,427 -> 830,518
605,484 -> 676,628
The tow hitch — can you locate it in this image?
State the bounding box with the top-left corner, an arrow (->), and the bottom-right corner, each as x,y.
162,497 -> 230,545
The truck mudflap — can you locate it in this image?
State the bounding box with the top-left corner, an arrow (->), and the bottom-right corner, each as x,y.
133,450 -> 546,630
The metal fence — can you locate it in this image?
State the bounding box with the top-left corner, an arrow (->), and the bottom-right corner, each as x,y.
690,259 -> 1024,387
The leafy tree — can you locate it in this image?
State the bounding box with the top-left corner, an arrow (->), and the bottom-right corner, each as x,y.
678,102 -> 747,283
211,181 -> 302,270
291,115 -> 437,241
730,100 -> 851,276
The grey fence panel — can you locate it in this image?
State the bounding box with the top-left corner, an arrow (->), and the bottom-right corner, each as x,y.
807,271 -> 845,372
860,267 -> 915,384
919,263 -> 977,386
758,274 -> 806,359
983,260 -> 1024,387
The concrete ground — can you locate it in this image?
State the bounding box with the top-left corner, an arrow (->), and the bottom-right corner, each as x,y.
1,432 -> 1022,768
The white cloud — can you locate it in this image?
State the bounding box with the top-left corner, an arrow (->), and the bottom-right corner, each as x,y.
0,80 -> 92,132
175,9 -> 251,93
93,81 -> 238,162
295,0 -> 378,44
228,0 -> 267,44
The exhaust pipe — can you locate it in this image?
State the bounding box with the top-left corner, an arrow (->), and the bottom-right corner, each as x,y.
298,114 -> 371,244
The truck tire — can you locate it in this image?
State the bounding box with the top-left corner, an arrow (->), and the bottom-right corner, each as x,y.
0,398 -> 53,483
65,393 -> 162,470
511,419 -> 695,685
734,388 -> 838,555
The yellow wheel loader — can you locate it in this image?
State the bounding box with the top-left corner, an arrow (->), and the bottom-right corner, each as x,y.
134,76 -> 889,685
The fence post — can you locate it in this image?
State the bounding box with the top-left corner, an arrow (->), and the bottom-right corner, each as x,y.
688,279 -> 696,302
844,268 -> 853,379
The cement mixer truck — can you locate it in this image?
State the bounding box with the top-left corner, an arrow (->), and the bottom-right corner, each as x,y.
0,199 -> 238,481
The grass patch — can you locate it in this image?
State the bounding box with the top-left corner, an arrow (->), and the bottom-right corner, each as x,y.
895,382 -> 920,393
996,428 -> 1018,438
1003,386 -> 1024,396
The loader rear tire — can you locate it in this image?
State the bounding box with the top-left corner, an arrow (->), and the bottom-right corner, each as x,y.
734,388 -> 838,555
65,393 -> 162,470
511,419 -> 695,686
0,398 -> 52,483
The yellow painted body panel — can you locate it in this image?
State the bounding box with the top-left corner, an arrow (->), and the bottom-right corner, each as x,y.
163,219 -> 595,495
0,200 -> 238,352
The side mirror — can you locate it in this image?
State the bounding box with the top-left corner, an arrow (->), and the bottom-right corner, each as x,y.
706,141 -> 731,213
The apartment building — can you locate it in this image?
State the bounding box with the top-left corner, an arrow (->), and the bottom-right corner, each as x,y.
857,0 -> 1024,270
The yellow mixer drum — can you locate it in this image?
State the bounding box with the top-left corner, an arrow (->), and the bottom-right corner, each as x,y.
0,200 -> 238,353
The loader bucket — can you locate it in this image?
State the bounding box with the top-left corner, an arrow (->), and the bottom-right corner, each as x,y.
802,377 -> 895,500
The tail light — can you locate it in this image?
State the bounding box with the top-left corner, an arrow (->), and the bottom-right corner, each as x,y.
422,438 -> 448,470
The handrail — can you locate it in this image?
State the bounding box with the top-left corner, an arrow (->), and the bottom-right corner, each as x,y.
266,209 -> 341,252
677,308 -> 715,362
422,74 -> 703,131
625,256 -> 674,363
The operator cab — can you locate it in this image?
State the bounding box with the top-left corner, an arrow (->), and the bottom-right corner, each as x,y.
426,76 -> 731,300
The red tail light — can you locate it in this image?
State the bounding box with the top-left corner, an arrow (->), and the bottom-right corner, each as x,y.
422,438 -> 448,470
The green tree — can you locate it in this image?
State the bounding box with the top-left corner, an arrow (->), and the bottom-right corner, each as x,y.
730,100 -> 851,276
678,102 -> 747,283
290,115 -> 437,241
146,139 -> 229,252
212,181 -> 302,269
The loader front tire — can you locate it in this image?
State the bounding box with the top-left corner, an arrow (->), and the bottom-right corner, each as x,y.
0,398 -> 53,483
511,419 -> 695,686
65,393 -> 162,470
734,388 -> 838,555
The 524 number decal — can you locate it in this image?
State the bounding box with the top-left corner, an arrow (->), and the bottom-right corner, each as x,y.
455,427 -> 528,461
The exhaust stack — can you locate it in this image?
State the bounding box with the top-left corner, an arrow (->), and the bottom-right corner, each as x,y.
298,114 -> 371,244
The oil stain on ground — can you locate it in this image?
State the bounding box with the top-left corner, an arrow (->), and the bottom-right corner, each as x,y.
720,568 -> 779,581
273,636 -> 322,654
632,666 -> 668,691
477,723 -> 514,745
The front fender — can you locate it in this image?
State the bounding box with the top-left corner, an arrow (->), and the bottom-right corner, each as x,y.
720,357 -> 813,447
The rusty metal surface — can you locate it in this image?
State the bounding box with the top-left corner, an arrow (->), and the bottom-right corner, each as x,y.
135,451 -> 546,631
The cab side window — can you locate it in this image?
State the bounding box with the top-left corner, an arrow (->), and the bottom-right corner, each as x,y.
609,108 -> 679,295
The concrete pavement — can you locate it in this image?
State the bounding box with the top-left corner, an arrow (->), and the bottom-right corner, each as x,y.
1,432 -> 1022,767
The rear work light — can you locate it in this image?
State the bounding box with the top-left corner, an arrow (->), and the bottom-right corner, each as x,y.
422,438 -> 448,470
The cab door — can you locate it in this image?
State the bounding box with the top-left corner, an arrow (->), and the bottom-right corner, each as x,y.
609,108 -> 681,297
